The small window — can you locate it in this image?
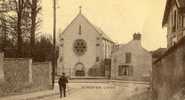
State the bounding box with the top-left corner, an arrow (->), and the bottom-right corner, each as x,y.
96,43 -> 100,46
79,25 -> 82,35
59,57 -> 63,62
60,38 -> 64,42
119,65 -> 129,76
96,57 -> 99,62
125,52 -> 131,63
180,15 -> 184,28
114,58 -> 117,63
173,10 -> 177,31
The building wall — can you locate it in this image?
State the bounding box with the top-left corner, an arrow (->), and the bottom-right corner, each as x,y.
58,14 -> 114,77
166,2 -> 185,47
0,53 -> 4,82
32,62 -> 52,89
58,14 -> 99,77
111,39 -> 152,81
3,58 -> 32,89
152,38 -> 185,100
101,39 -> 114,59
1,58 -> 52,92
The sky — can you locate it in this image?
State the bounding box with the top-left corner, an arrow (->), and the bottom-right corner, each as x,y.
40,0 -> 167,51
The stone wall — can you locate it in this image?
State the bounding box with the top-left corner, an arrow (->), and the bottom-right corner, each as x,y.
3,58 -> 32,90
152,37 -> 185,100
32,62 -> 52,89
0,53 -> 4,82
0,58 -> 52,95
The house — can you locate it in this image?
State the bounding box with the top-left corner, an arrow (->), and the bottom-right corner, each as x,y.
162,0 -> 185,47
152,0 -> 185,99
111,33 -> 152,81
58,9 -> 115,78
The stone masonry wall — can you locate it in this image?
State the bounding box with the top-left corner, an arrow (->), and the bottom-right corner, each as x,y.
0,57 -> 52,95
3,58 -> 32,90
0,53 -> 4,82
32,62 -> 52,89
152,37 -> 185,100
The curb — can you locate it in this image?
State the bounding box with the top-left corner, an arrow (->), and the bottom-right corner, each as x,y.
25,88 -> 80,100
22,92 -> 59,100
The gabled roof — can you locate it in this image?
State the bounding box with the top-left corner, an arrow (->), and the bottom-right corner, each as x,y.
80,14 -> 114,43
151,48 -> 167,58
162,0 -> 185,27
61,12 -> 114,43
94,26 -> 113,42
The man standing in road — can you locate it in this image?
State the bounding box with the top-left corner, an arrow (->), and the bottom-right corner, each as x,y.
58,73 -> 68,98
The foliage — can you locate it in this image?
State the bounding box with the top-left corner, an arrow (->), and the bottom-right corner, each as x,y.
4,35 -> 58,62
0,0 -> 42,57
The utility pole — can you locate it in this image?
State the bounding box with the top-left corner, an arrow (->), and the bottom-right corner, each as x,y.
52,0 -> 57,89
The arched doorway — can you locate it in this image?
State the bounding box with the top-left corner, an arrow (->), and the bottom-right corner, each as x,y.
74,63 -> 85,76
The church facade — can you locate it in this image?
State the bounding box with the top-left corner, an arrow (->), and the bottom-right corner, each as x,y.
58,11 -> 114,78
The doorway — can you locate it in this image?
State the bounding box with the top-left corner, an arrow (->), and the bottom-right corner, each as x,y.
74,63 -> 85,76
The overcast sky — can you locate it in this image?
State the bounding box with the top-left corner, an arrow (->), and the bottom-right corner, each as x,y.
40,0 -> 167,51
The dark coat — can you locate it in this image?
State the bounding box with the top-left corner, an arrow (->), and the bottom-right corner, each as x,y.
58,76 -> 68,86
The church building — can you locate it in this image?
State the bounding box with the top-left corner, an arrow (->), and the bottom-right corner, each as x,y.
58,8 -> 115,78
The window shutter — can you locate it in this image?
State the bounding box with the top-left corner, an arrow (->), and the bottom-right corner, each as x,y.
129,65 -> 133,76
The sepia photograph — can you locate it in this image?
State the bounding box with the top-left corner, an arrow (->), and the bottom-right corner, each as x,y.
0,0 -> 185,100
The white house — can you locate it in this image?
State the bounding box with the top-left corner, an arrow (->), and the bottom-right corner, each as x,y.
111,33 -> 152,81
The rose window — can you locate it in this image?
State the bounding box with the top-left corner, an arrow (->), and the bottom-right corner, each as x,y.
73,39 -> 87,56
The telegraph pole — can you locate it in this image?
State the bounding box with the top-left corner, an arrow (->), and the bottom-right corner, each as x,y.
52,0 -> 56,89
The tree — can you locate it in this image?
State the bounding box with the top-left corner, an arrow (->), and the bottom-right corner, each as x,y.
15,0 -> 25,57
28,0 -> 41,57
0,0 -> 38,57
0,0 -> 42,59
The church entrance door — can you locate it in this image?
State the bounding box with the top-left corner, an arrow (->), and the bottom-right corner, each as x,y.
74,63 -> 85,76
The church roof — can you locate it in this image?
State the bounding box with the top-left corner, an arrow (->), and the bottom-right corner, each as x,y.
94,26 -> 113,43
61,11 -> 114,43
79,14 -> 114,43
162,0 -> 185,26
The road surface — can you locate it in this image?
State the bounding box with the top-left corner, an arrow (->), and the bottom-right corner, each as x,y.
34,82 -> 149,100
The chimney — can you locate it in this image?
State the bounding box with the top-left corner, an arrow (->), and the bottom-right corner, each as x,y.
133,33 -> 141,40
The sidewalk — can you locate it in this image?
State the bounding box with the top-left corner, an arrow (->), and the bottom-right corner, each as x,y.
0,84 -> 59,100
0,83 -> 81,100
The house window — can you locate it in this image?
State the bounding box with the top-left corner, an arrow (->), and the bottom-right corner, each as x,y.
96,57 -> 99,62
180,15 -> 184,28
119,65 -> 129,76
173,10 -> 177,32
59,57 -> 63,62
183,16 -> 184,28
79,25 -> 82,35
96,43 -> 100,46
113,57 -> 117,63
125,52 -> 131,63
